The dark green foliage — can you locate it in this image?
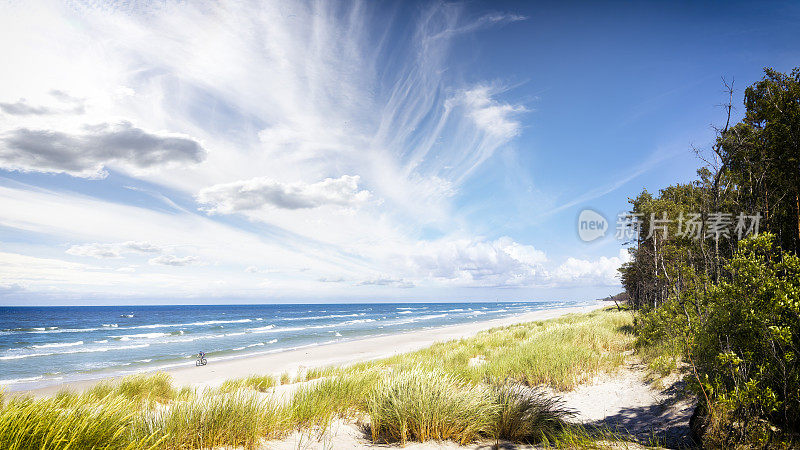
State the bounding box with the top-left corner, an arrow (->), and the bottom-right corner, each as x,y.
622,66 -> 800,448
691,235 -> 799,446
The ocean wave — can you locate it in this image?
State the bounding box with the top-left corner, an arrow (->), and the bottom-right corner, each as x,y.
413,314 -> 448,321
114,332 -> 170,341
232,341 -> 273,351
281,313 -> 362,321
0,375 -> 43,385
398,311 -> 413,314
0,343 -> 150,361
248,325 -> 278,333
31,340 -> 83,349
126,318 -> 252,330
302,318 -> 375,330
2,326 -> 59,332
102,324 -> 118,328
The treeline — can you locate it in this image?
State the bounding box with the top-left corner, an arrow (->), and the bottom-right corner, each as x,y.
619,67 -> 800,447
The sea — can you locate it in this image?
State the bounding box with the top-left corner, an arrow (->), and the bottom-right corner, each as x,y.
0,301 -> 588,391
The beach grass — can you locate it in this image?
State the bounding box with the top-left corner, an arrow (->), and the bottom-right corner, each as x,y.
217,373 -> 277,393
367,367 -> 499,445
86,372 -> 176,405
347,308 -> 634,391
0,393 -> 160,449
133,391 -> 286,449
289,369 -> 380,430
0,307 -> 635,449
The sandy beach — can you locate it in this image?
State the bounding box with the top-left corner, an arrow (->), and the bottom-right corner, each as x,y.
24,302 -> 606,397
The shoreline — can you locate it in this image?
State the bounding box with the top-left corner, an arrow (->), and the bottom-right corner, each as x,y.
20,301 -> 606,398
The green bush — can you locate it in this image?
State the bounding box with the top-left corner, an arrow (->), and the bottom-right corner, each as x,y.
689,234 -> 799,446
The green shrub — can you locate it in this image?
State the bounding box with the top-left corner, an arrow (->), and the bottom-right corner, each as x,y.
689,234 -> 799,446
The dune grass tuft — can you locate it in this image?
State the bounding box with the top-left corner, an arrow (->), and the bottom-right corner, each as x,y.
134,391 -> 286,449
367,367 -> 498,445
86,372 -> 176,404
366,369 -> 577,446
289,370 -> 380,430
0,394 -> 160,449
493,383 -> 574,443
218,374 -> 277,393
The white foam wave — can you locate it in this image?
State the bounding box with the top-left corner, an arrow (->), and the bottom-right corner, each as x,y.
0,343 -> 150,360
31,340 -> 83,349
414,314 -> 447,321
126,318 -> 252,330
116,332 -> 170,341
281,313 -> 361,321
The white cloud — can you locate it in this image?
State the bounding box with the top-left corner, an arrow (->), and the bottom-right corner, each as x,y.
0,90 -> 84,116
451,86 -> 526,139
0,122 -> 206,178
148,255 -> 198,267
0,1 -> 578,301
553,249 -> 631,287
66,241 -> 162,259
196,175 -> 371,213
357,277 -> 415,288
390,236 -> 548,288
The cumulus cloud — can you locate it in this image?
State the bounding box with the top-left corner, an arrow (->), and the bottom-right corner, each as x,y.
196,175 -> 371,213
0,121 -> 206,178
553,249 -> 631,286
451,86 -> 526,139
66,241 -> 163,259
397,236 -> 547,287
148,255 -> 198,266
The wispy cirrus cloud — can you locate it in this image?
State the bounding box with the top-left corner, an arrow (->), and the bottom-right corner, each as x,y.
0,1 -> 626,302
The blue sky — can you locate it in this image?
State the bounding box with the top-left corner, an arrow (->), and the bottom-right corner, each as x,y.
1,0 -> 798,305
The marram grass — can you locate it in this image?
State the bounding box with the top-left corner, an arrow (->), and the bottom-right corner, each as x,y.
361,308 -> 634,390
133,391 -> 286,449
217,373 -> 277,393
367,367 -> 499,445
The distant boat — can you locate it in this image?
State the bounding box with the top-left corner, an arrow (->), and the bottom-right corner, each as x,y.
120,314 -> 134,318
